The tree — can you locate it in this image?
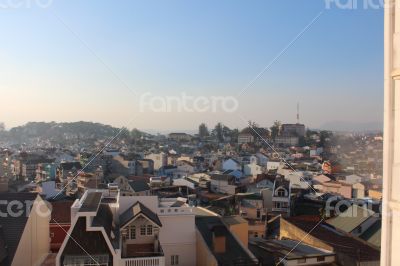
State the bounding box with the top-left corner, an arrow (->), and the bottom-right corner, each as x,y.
198,123 -> 209,139
270,120 -> 282,140
130,128 -> 143,140
319,130 -> 332,147
212,123 -> 224,143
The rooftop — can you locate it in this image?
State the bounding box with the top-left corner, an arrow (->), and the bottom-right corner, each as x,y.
196,216 -> 257,266
79,192 -> 102,213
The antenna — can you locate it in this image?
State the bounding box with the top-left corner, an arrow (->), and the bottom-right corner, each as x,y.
297,102 -> 300,124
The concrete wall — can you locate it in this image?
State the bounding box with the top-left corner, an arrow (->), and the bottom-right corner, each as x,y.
12,196 -> 50,266
196,230 -> 218,266
159,214 -> 196,266
226,222 -> 249,248
382,1 -> 400,265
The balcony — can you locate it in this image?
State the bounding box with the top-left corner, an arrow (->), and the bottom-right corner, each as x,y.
124,243 -> 163,258
120,256 -> 165,266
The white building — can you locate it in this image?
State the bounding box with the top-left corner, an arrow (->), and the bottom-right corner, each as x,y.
56,189 -> 196,266
382,2 -> 400,265
243,163 -> 263,178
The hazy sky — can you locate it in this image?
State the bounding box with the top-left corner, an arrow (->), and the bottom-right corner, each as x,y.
0,0 -> 383,131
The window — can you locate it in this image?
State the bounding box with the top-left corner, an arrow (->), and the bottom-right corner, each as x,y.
147,225 -> 153,235
256,209 -> 261,219
140,225 -> 146,235
171,255 -> 179,265
129,225 -> 136,239
276,188 -> 286,197
317,257 -> 325,262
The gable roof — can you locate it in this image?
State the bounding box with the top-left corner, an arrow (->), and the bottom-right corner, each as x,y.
0,193 -> 38,266
326,205 -> 376,233
128,180 -> 150,193
120,202 -> 162,227
286,217 -> 380,262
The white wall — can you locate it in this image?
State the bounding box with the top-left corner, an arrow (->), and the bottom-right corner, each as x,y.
159,215 -> 196,266
382,2 -> 400,265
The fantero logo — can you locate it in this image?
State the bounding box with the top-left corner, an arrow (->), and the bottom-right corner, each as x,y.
139,92 -> 239,113
0,200 -> 51,218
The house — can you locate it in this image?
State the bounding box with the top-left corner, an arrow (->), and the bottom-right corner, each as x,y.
210,174 -> 240,195
112,155 -> 153,177
168,133 -> 192,142
285,216 -> 380,266
284,172 -> 311,190
114,177 -> 151,196
255,153 -> 269,166
222,169 -> 246,183
175,160 -> 195,178
50,201 -> 73,252
222,158 -> 242,171
266,161 -> 280,172
195,216 -> 258,266
128,180 -> 151,196
326,205 -> 379,238
173,177 -> 196,189
12,154 -> 54,179
0,193 -> 51,266
345,174 -> 363,184
238,193 -> 267,238
313,174 -> 333,184
35,163 -> 57,182
315,181 -> 352,199
145,153 -> 167,171
249,238 -> 335,266
221,216 -> 249,247
243,163 -> 263,179
57,162 -> 82,180
238,133 -> 254,145
56,190 -> 197,266
159,165 -> 179,179
352,182 -> 366,198
272,177 -> 291,217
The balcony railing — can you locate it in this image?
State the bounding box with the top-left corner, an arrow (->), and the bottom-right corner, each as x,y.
121,256 -> 165,266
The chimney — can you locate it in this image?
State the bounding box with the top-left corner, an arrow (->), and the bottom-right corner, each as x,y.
212,225 -> 226,253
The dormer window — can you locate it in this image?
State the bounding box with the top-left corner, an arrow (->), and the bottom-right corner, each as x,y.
276,188 -> 286,197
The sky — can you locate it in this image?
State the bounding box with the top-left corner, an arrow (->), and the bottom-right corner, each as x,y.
0,0 -> 383,132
